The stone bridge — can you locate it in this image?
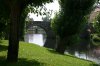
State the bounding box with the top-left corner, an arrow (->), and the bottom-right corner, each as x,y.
26,21 -> 56,49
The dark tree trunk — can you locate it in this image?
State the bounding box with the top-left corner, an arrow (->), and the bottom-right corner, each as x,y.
7,4 -> 21,62
19,17 -> 25,41
44,30 -> 56,49
56,37 -> 68,54
19,12 -> 27,41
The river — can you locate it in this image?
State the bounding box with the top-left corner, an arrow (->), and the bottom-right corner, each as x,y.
24,33 -> 45,46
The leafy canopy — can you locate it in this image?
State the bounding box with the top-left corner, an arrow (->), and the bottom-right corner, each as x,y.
52,0 -> 96,38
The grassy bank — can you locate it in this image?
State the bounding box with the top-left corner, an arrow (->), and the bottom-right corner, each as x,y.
0,40 -> 98,66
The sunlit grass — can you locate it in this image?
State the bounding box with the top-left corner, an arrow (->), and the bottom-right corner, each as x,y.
0,40 -> 98,66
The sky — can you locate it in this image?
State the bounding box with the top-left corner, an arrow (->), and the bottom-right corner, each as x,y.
29,0 -> 60,21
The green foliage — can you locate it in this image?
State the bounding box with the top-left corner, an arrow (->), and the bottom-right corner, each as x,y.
0,0 -> 10,19
0,0 -> 53,40
51,12 -> 60,34
97,13 -> 100,22
92,34 -> 100,46
94,13 -> 100,34
26,0 -> 53,7
59,0 -> 95,15
19,8 -> 30,41
67,34 -> 81,47
52,12 -> 87,37
93,13 -> 100,46
0,40 -> 98,66
0,18 -> 9,39
28,5 -> 53,17
93,34 -> 100,42
52,0 -> 96,38
0,0 -> 10,39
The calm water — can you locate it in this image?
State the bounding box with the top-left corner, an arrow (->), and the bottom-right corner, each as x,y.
65,48 -> 100,64
24,34 -> 45,46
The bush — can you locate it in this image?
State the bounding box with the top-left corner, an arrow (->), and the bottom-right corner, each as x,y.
92,34 -> 100,46
92,34 -> 100,42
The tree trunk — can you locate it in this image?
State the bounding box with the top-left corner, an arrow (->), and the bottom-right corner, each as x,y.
56,36 -> 68,54
7,4 -> 21,62
44,29 -> 56,49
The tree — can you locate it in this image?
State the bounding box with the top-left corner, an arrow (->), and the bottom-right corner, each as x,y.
0,0 -> 53,62
0,0 -> 10,39
42,14 -> 51,22
19,7 -> 31,41
0,18 -> 9,40
94,13 -> 100,34
52,0 -> 96,54
42,9 -> 53,22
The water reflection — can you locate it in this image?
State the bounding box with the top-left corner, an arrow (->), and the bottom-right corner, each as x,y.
24,26 -> 46,46
65,47 -> 100,64
24,34 -> 45,46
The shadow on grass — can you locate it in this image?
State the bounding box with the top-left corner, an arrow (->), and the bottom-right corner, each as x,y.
17,58 -> 46,66
0,56 -> 7,66
0,44 -> 8,52
0,56 -> 46,66
0,40 -> 2,43
0,56 -> 99,66
47,49 -> 99,66
47,49 -> 57,54
47,48 -> 82,58
90,63 -> 99,66
47,48 -> 66,55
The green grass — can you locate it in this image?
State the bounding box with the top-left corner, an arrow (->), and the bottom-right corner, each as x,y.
0,40 -> 98,66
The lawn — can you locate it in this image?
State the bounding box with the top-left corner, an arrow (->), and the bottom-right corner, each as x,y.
0,40 -> 98,66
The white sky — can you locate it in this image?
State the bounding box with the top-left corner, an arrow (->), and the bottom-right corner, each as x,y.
29,0 -> 60,21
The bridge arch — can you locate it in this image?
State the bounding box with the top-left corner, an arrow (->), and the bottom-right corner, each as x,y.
26,21 -> 56,49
